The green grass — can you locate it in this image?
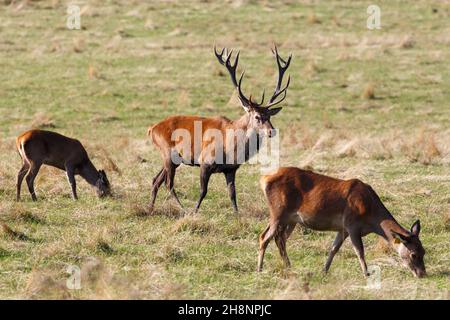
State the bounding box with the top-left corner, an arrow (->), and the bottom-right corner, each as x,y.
0,0 -> 449,299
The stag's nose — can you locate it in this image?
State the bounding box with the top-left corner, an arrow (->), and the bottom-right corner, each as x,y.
415,269 -> 427,278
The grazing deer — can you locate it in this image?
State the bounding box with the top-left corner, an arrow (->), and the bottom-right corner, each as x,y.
147,46 -> 291,214
258,167 -> 426,278
16,130 -> 111,201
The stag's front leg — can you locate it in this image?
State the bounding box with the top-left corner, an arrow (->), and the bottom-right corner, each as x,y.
324,231 -> 348,273
193,165 -> 212,214
349,230 -> 369,277
224,169 -> 238,213
65,164 -> 78,200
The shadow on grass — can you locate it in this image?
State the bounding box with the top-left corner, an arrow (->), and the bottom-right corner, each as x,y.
1,223 -> 43,243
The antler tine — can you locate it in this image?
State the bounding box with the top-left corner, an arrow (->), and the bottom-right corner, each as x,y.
237,71 -> 250,105
267,45 -> 292,106
265,75 -> 290,108
215,46 -> 251,106
214,45 -> 226,65
259,89 -> 265,105
272,45 -> 292,69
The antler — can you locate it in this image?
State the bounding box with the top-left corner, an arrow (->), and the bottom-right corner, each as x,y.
214,45 -> 291,109
265,45 -> 292,108
214,46 -> 251,106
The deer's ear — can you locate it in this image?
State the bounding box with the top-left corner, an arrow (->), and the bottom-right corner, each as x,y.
267,107 -> 282,116
392,231 -> 409,244
411,220 -> 421,236
240,102 -> 251,113
242,106 -> 251,113
236,96 -> 251,113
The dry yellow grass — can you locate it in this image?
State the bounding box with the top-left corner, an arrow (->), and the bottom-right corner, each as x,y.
362,83 -> 375,99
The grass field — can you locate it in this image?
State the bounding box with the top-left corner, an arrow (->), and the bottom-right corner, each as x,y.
0,0 -> 449,299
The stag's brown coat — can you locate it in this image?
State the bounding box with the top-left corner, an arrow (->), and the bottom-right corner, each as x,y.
147,46 -> 291,214
16,130 -> 110,201
258,167 -> 426,277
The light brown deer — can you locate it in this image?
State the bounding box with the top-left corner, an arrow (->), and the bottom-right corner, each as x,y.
258,167 -> 426,277
147,46 -> 291,214
16,130 -> 111,201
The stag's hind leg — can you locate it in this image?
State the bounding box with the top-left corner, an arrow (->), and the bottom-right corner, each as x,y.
274,224 -> 291,268
16,162 -> 30,201
165,161 -> 183,209
149,167 -> 166,213
25,162 -> 42,201
257,220 -> 279,272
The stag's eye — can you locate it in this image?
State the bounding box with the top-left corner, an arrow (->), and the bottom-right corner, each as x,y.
411,253 -> 417,260
255,116 -> 262,123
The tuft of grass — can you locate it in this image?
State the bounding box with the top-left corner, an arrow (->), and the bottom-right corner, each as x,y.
1,223 -> 30,241
30,112 -> 56,129
25,272 -> 69,299
404,130 -> 441,165
172,216 -> 214,235
127,203 -> 151,218
157,245 -> 186,264
400,36 -> 415,49
98,148 -> 121,175
0,247 -> 10,259
443,208 -> 450,231
96,240 -> 115,255
361,83 -> 375,100
88,65 -> 100,80
72,37 -> 85,53
2,204 -> 45,224
307,13 -> 321,24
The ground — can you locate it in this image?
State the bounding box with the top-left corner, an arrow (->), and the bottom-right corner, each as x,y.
0,0 -> 449,299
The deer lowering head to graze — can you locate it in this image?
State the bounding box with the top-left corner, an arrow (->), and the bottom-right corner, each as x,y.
258,167 -> 426,278
147,45 -> 291,214
16,130 -> 111,201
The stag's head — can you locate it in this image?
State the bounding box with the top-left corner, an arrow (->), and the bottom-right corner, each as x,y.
96,169 -> 111,198
215,45 -> 292,138
392,220 -> 426,278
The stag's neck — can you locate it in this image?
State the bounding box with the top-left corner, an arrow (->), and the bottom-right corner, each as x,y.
233,113 -> 251,131
79,160 -> 99,187
373,208 -> 409,244
233,113 -> 262,161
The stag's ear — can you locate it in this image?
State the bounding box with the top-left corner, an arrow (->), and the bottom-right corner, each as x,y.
238,98 -> 251,113
267,107 -> 282,116
411,220 -> 421,236
241,105 -> 251,113
392,231 -> 409,244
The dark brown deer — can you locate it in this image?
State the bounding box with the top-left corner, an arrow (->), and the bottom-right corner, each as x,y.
147,46 -> 291,214
16,129 -> 111,201
258,167 -> 426,278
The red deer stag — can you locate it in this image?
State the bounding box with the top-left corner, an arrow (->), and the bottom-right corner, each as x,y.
16,130 -> 111,201
258,167 -> 426,278
148,46 -> 291,214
